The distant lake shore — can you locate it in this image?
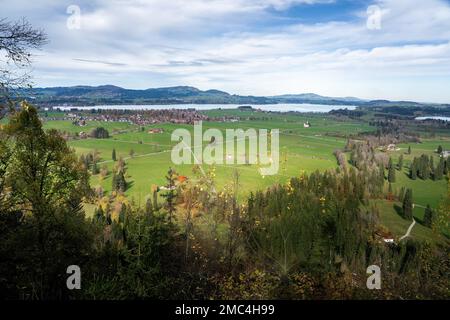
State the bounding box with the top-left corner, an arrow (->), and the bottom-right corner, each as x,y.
415,116 -> 450,122
52,103 -> 357,113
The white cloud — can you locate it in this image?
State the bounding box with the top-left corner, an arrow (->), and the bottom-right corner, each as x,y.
2,0 -> 450,102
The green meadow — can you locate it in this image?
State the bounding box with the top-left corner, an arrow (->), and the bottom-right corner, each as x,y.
40,110 -> 449,241
66,112 -> 368,200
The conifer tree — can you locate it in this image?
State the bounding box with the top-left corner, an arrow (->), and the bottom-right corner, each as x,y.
388,158 -> 396,183
162,167 -> 177,221
92,161 -> 99,175
410,162 -> 417,180
424,204 -> 434,228
402,189 -> 413,220
398,186 -> 405,203
435,158 -> 445,180
430,156 -> 435,179
145,198 -> 153,216
112,148 -> 117,161
398,154 -> 404,171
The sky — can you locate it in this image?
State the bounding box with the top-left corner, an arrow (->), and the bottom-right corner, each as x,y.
2,0 -> 450,103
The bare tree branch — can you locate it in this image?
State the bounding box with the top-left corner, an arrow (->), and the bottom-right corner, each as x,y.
0,17 -> 47,118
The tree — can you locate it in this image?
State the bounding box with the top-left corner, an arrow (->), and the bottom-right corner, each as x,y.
112,148 -> 117,161
112,169 -> 127,193
378,163 -> 385,183
388,158 -> 396,183
152,185 -> 159,211
0,18 -> 47,117
89,127 -> 109,139
430,156 -> 435,178
423,205 -> 434,228
145,198 -> 153,216
397,154 -> 404,171
437,145 -> 443,154
161,167 -> 177,222
398,186 -> 405,203
92,161 -> 99,175
408,146 -> 411,155
0,103 -> 92,299
410,161 -> 417,180
387,182 -> 394,201
433,178 -> 450,234
402,189 -> 413,220
435,158 -> 445,180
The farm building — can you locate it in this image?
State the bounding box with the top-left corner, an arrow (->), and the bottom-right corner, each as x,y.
148,128 -> 164,134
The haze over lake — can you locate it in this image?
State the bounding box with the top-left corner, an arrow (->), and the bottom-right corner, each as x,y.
54,103 -> 357,113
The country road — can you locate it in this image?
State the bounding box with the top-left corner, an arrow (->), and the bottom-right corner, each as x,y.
400,219 -> 416,241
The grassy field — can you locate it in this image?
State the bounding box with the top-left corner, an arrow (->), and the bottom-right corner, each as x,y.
66,113 -> 366,200
39,110 -> 449,241
372,199 -> 444,243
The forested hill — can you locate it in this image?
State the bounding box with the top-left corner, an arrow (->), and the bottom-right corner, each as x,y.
16,85 -> 450,108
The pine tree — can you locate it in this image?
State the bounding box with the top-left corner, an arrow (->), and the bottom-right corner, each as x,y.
402,189 -> 413,220
153,188 -> 159,211
430,156 -> 435,179
145,198 -> 153,216
388,158 -> 396,183
378,163 -> 385,184
92,161 -> 99,175
161,167 -> 178,221
111,169 -> 127,193
112,172 -> 117,191
398,154 -> 404,171
410,161 -> 417,180
435,158 -> 445,180
112,148 -> 117,161
424,204 -> 434,228
408,146 -> 411,155
437,145 -> 443,154
116,170 -> 127,193
387,182 -> 394,201
119,204 -> 127,224
398,186 -> 405,203
94,206 -> 105,223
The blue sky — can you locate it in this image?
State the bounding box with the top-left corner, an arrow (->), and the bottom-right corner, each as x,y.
2,0 -> 450,102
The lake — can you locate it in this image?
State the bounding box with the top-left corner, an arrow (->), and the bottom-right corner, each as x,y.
53,103 -> 357,113
415,116 -> 450,122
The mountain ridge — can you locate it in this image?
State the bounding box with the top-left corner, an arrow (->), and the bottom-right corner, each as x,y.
19,85 -> 449,107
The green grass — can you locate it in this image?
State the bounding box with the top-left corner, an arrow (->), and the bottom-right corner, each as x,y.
42,120 -> 135,135
373,199 -> 446,243
39,109 -> 448,243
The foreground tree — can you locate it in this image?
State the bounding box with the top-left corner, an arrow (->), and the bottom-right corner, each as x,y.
161,167 -> 178,222
0,103 -> 92,299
